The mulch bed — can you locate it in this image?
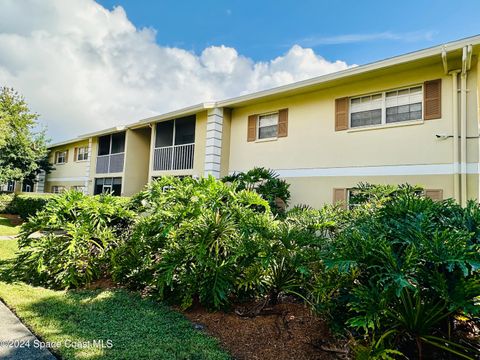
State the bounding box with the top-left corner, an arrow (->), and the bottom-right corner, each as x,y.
183,301 -> 347,360
0,214 -> 23,226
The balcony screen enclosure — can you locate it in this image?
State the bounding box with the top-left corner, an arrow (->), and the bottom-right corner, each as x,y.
96,132 -> 126,174
154,115 -> 195,171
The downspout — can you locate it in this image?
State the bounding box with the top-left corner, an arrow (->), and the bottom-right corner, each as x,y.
460,45 -> 473,206
450,70 -> 460,203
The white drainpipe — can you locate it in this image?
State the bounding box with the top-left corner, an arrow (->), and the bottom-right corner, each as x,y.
451,70 -> 460,203
460,45 -> 473,206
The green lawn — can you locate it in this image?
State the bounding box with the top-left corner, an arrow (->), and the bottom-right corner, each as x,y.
0,215 -> 21,236
0,240 -> 229,360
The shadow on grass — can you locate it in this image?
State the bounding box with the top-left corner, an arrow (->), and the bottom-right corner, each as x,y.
18,290 -> 229,360
0,241 -> 228,359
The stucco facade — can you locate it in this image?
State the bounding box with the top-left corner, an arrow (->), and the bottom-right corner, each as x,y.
43,36 -> 480,209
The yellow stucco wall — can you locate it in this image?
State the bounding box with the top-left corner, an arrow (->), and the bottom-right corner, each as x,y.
46,140 -> 90,192
284,175 -> 480,209
226,61 -> 479,207
123,128 -> 151,196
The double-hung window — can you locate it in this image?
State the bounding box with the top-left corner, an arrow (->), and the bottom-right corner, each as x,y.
51,186 -> 65,194
385,86 -> 422,123
258,113 -> 278,139
55,151 -> 67,164
77,147 -> 88,161
350,85 -> 423,128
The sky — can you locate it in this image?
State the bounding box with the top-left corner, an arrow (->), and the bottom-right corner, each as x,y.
1,0 -> 479,142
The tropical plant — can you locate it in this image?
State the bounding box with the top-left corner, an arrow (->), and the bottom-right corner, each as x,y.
222,167 -> 291,215
14,190 -> 135,288
112,176 -> 274,309
314,184 -> 480,358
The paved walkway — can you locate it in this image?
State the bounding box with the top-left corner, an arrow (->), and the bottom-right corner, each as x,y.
0,301 -> 56,359
0,236 -> 16,240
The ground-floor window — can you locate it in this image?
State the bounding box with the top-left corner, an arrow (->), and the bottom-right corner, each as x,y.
72,185 -> 87,194
94,177 -> 122,196
22,179 -> 34,192
6,180 -> 15,192
51,185 -> 66,194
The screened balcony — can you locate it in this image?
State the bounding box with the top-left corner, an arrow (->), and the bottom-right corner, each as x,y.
96,132 -> 126,174
153,116 -> 195,171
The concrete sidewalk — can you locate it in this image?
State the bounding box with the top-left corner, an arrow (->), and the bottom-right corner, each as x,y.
0,301 -> 56,359
0,236 -> 16,240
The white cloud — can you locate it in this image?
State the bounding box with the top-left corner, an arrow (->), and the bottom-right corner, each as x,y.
0,0 -> 351,142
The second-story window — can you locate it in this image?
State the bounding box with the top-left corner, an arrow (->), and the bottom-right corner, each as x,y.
350,85 -> 423,128
98,132 -> 126,156
76,146 -> 88,161
55,151 -> 67,164
258,113 -> 278,139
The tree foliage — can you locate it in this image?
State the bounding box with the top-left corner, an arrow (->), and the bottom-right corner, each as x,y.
0,87 -> 50,183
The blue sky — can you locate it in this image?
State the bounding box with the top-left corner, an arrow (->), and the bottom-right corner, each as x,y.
97,0 -> 480,65
1,0 -> 479,141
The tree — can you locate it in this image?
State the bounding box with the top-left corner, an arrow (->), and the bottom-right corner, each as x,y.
0,87 -> 50,184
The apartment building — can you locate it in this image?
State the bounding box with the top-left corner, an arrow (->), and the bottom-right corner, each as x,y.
44,35 -> 480,208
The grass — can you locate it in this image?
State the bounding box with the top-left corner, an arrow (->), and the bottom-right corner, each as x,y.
0,240 -> 229,360
0,215 -> 21,236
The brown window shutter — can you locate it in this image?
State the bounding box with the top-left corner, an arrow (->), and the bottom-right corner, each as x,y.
54,151 -> 58,163
425,189 -> 443,201
424,79 -> 441,120
335,97 -> 349,131
74,147 -> 78,162
65,149 -> 69,163
333,188 -> 347,208
247,115 -> 257,142
278,108 -> 288,137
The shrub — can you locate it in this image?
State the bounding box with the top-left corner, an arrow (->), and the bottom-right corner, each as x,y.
315,186 -> 480,358
14,190 -> 136,288
251,204 -> 349,305
112,176 -> 274,309
0,193 -> 14,213
7,193 -> 54,219
222,167 -> 291,215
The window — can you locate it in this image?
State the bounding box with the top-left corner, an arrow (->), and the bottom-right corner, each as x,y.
51,186 -> 65,194
94,177 -> 122,196
385,86 -> 422,124
350,85 -> 423,128
258,113 -> 278,139
76,147 -> 88,161
98,132 -> 125,156
55,151 -> 67,164
7,180 -> 15,192
72,185 -> 86,193
22,180 -> 34,193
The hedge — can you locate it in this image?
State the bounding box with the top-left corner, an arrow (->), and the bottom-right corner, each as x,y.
6,194 -> 55,220
0,193 -> 14,213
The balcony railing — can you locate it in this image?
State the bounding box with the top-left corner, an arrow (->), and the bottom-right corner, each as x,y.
96,153 -> 125,174
153,143 -> 194,171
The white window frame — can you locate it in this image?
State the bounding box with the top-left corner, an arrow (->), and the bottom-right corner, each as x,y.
77,147 -> 88,161
55,151 -> 67,164
51,185 -> 65,194
349,84 -> 424,129
257,112 -> 279,140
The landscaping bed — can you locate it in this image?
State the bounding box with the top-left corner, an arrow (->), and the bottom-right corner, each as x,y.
183,301 -> 342,360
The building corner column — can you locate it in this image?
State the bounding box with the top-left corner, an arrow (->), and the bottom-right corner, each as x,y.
204,107 -> 223,178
